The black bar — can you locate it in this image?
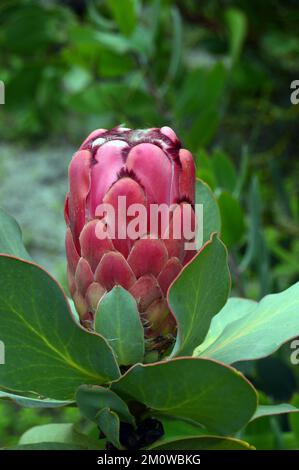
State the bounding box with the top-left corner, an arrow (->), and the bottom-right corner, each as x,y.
0,450 -> 298,467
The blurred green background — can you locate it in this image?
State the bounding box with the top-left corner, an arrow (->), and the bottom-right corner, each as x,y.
0,0 -> 299,449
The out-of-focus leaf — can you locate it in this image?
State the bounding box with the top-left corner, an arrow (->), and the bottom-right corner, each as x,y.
0,208 -> 31,260
161,6 -> 182,93
212,151 -> 237,192
217,191 -> 245,247
1,3 -> 66,54
188,109 -> 220,148
195,179 -> 221,246
107,0 -> 137,36
195,150 -> 216,190
63,66 -> 91,93
240,177 -> 270,296
19,423 -> 100,449
234,147 -> 249,198
290,394 -> 299,444
225,8 -> 247,64
97,50 -> 135,77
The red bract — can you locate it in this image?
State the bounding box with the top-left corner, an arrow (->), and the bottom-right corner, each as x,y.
65,126 -> 196,353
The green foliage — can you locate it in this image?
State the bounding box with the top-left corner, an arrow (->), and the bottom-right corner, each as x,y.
18,423 -> 100,449
151,436 -> 253,450
194,282 -> 299,364
95,286 -> 144,365
0,0 -> 298,451
0,255 -> 120,399
195,179 -> 221,246
111,358 -> 258,435
76,385 -> 135,426
0,208 -> 31,261
169,234 -> 230,357
0,401 -> 80,448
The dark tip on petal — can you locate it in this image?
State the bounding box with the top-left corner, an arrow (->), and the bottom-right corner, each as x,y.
175,195 -> 195,210
116,167 -> 145,189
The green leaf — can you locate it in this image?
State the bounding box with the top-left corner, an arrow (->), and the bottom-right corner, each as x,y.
97,408 -> 120,449
194,282 -> 299,364
112,358 -> 258,435
225,8 -> 247,64
0,390 -> 73,408
0,255 -> 120,399
240,177 -> 270,297
217,191 -> 245,247
0,208 -> 31,261
195,179 -> 221,247
150,416 -> 252,449
150,436 -> 254,450
107,0 -> 137,36
169,234 -> 230,357
19,423 -> 100,449
167,7 -> 182,81
251,404 -> 299,421
161,6 -> 182,92
188,109 -> 220,148
212,151 -> 237,192
194,298 -> 255,355
76,384 -> 135,426
9,443 -> 88,450
290,394 -> 299,443
155,415 -> 206,440
95,286 -> 144,366
176,64 -> 227,119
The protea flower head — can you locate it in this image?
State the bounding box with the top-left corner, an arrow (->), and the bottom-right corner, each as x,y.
65,126 -> 196,355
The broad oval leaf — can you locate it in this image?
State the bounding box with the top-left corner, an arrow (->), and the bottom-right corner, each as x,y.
194,297 -> 256,354
169,234 -> 230,357
95,286 -> 144,366
193,282 -> 299,364
10,442 -> 89,450
19,423 -> 100,449
151,436 -> 254,450
0,208 -> 31,260
250,404 -> 299,422
76,384 -> 135,426
97,408 -> 120,449
0,255 -> 120,400
155,415 -> 206,440
0,390 -> 72,408
111,357 -> 258,435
